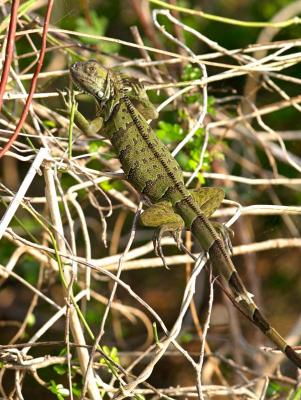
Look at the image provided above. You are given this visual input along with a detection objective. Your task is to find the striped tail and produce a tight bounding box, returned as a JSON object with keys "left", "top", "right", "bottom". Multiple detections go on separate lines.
{"left": 175, "top": 196, "right": 301, "bottom": 369}
{"left": 208, "top": 239, "right": 301, "bottom": 369}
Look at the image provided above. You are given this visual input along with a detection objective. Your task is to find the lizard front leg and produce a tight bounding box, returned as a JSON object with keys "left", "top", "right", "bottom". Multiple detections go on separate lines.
{"left": 60, "top": 90, "right": 104, "bottom": 137}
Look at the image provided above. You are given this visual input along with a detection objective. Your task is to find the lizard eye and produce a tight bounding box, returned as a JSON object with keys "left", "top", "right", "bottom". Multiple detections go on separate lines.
{"left": 86, "top": 65, "right": 96, "bottom": 74}
{"left": 97, "top": 90, "right": 104, "bottom": 98}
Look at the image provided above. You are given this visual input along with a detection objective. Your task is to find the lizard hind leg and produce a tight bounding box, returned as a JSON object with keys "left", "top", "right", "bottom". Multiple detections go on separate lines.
{"left": 191, "top": 187, "right": 225, "bottom": 218}
{"left": 140, "top": 201, "right": 185, "bottom": 268}
{"left": 140, "top": 187, "right": 226, "bottom": 268}
{"left": 191, "top": 187, "right": 234, "bottom": 252}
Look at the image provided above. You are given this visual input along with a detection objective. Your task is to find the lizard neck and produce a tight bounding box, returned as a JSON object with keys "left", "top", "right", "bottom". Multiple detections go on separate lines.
{"left": 97, "top": 71, "right": 125, "bottom": 121}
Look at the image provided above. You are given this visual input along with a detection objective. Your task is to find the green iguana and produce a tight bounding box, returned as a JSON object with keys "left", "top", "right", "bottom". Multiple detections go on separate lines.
{"left": 68, "top": 59, "right": 301, "bottom": 369}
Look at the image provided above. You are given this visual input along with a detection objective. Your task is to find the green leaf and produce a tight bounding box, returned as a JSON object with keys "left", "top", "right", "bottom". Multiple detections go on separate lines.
{"left": 156, "top": 121, "right": 183, "bottom": 144}
{"left": 180, "top": 332, "right": 193, "bottom": 343}
{"left": 178, "top": 108, "right": 188, "bottom": 120}
{"left": 99, "top": 345, "right": 120, "bottom": 376}
{"left": 207, "top": 96, "right": 216, "bottom": 116}
{"left": 72, "top": 383, "right": 81, "bottom": 397}
{"left": 181, "top": 63, "right": 202, "bottom": 81}
{"left": 100, "top": 345, "right": 120, "bottom": 365}
{"left": 27, "top": 313, "right": 36, "bottom": 327}
{"left": 49, "top": 380, "right": 69, "bottom": 399}
{"left": 53, "top": 348, "right": 68, "bottom": 376}
{"left": 194, "top": 128, "right": 205, "bottom": 138}
{"left": 183, "top": 92, "right": 202, "bottom": 105}
{"left": 266, "top": 381, "right": 287, "bottom": 397}
{"left": 99, "top": 180, "right": 113, "bottom": 191}
{"left": 75, "top": 11, "right": 120, "bottom": 53}
{"left": 58, "top": 347, "right": 68, "bottom": 357}
{"left": 53, "top": 363, "right": 67, "bottom": 376}
{"left": 88, "top": 140, "right": 107, "bottom": 153}
{"left": 43, "top": 120, "right": 56, "bottom": 128}
{"left": 197, "top": 173, "right": 206, "bottom": 185}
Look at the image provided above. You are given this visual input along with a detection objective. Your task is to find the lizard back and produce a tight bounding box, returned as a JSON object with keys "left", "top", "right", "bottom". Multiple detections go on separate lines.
{"left": 106, "top": 97, "right": 187, "bottom": 203}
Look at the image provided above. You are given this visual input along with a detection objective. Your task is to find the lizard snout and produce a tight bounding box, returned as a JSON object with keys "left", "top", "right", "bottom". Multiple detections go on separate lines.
{"left": 70, "top": 62, "right": 82, "bottom": 72}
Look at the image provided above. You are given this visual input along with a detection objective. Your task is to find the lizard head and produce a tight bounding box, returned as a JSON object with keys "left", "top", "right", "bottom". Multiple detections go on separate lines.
{"left": 70, "top": 60, "right": 112, "bottom": 101}
{"left": 70, "top": 60, "right": 126, "bottom": 121}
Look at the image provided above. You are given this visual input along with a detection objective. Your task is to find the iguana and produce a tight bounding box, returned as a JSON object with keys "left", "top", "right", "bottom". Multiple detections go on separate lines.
{"left": 68, "top": 59, "right": 301, "bottom": 369}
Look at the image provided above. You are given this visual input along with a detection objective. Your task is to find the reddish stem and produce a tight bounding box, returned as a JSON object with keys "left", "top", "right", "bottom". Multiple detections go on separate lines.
{"left": 0, "top": 0, "right": 54, "bottom": 159}
{"left": 0, "top": 0, "right": 20, "bottom": 112}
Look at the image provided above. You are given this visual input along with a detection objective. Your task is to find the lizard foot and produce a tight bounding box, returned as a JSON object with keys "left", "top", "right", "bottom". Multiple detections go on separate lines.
{"left": 153, "top": 224, "right": 183, "bottom": 269}
{"left": 57, "top": 88, "right": 76, "bottom": 115}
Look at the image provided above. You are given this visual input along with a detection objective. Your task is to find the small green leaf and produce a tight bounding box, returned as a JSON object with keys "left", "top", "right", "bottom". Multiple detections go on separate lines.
{"left": 43, "top": 120, "right": 56, "bottom": 128}
{"left": 184, "top": 92, "right": 202, "bottom": 104}
{"left": 58, "top": 347, "right": 68, "bottom": 357}
{"left": 207, "top": 96, "right": 216, "bottom": 116}
{"left": 194, "top": 128, "right": 205, "bottom": 138}
{"left": 178, "top": 108, "right": 188, "bottom": 120}
{"left": 180, "top": 332, "right": 193, "bottom": 343}
{"left": 266, "top": 381, "right": 287, "bottom": 397}
{"left": 99, "top": 180, "right": 114, "bottom": 191}
{"left": 27, "top": 313, "right": 35, "bottom": 327}
{"left": 88, "top": 140, "right": 106, "bottom": 153}
{"left": 99, "top": 345, "right": 120, "bottom": 376}
{"left": 72, "top": 383, "right": 81, "bottom": 397}
{"left": 53, "top": 363, "right": 67, "bottom": 376}
{"left": 197, "top": 173, "right": 206, "bottom": 185}
{"left": 181, "top": 63, "right": 202, "bottom": 81}
{"left": 156, "top": 121, "right": 183, "bottom": 144}
{"left": 100, "top": 345, "right": 120, "bottom": 365}
{"left": 49, "top": 380, "right": 69, "bottom": 399}
{"left": 75, "top": 11, "right": 120, "bottom": 53}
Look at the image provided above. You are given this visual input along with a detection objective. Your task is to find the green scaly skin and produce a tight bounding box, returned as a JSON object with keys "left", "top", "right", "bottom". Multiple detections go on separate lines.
{"left": 69, "top": 60, "right": 301, "bottom": 369}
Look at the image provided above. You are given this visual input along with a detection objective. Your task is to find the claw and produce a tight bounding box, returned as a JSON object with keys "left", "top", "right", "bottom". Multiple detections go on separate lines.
{"left": 57, "top": 88, "right": 76, "bottom": 112}
{"left": 140, "top": 203, "right": 184, "bottom": 269}
{"left": 173, "top": 229, "right": 183, "bottom": 251}
{"left": 153, "top": 227, "right": 170, "bottom": 269}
